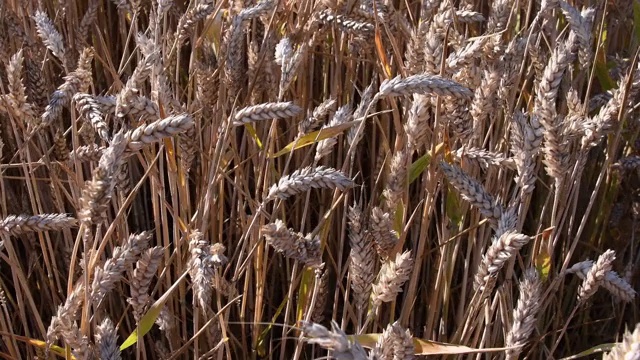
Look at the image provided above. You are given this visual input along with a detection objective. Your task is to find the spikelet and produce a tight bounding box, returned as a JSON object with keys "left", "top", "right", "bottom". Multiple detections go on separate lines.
{"left": 566, "top": 259, "right": 636, "bottom": 302}
{"left": 369, "top": 207, "right": 399, "bottom": 259}
{"left": 177, "top": 4, "right": 214, "bottom": 42}
{"left": 315, "top": 105, "right": 352, "bottom": 161}
{"left": 74, "top": 93, "right": 110, "bottom": 142}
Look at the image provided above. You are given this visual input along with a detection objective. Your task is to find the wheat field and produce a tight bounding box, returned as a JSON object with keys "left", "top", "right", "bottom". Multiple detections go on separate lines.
{"left": 0, "top": 0, "right": 638, "bottom": 358}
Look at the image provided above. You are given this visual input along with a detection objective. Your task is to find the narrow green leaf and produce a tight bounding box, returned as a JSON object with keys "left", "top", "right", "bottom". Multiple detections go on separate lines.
{"left": 634, "top": 1, "right": 640, "bottom": 43}
{"left": 270, "top": 121, "right": 359, "bottom": 158}
{"left": 559, "top": 343, "right": 614, "bottom": 360}
{"left": 120, "top": 270, "right": 189, "bottom": 351}
{"left": 409, "top": 153, "right": 431, "bottom": 184}
{"left": 352, "top": 334, "right": 507, "bottom": 355}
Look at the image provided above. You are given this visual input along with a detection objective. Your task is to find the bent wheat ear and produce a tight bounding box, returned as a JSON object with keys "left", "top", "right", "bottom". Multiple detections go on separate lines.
{"left": 261, "top": 219, "right": 322, "bottom": 268}
{"left": 266, "top": 166, "right": 353, "bottom": 201}
{"left": 33, "top": 10, "right": 66, "bottom": 65}
{"left": 567, "top": 259, "right": 637, "bottom": 302}
{"left": 379, "top": 74, "right": 473, "bottom": 100}
{"left": 578, "top": 249, "right": 615, "bottom": 302}
{"left": 125, "top": 114, "right": 194, "bottom": 151}
{"left": 0, "top": 214, "right": 77, "bottom": 236}
{"left": 233, "top": 102, "right": 302, "bottom": 126}
{"left": 603, "top": 323, "right": 640, "bottom": 360}
{"left": 300, "top": 321, "right": 369, "bottom": 358}
{"left": 505, "top": 268, "right": 542, "bottom": 360}
{"left": 440, "top": 161, "right": 503, "bottom": 223}
{"left": 372, "top": 251, "right": 413, "bottom": 306}
{"left": 474, "top": 231, "right": 531, "bottom": 292}
{"left": 94, "top": 317, "right": 121, "bottom": 360}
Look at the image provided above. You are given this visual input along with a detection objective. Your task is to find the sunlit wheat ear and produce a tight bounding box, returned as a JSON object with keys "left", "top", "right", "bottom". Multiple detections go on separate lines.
{"left": 265, "top": 166, "right": 354, "bottom": 201}
{"left": 369, "top": 207, "right": 399, "bottom": 259}
{"left": 453, "top": 147, "right": 515, "bottom": 170}
{"left": 91, "top": 231, "right": 152, "bottom": 306}
{"left": 312, "top": 269, "right": 330, "bottom": 322}
{"left": 383, "top": 149, "right": 410, "bottom": 210}
{"left": 129, "top": 246, "right": 164, "bottom": 321}
{"left": 348, "top": 204, "right": 376, "bottom": 310}
{"left": 577, "top": 249, "right": 615, "bottom": 303}
{"left": 33, "top": 10, "right": 66, "bottom": 65}
{"left": 372, "top": 251, "right": 413, "bottom": 307}
{"left": 46, "top": 282, "right": 87, "bottom": 358}
{"left": 316, "top": 9, "right": 375, "bottom": 35}
{"left": 298, "top": 98, "right": 336, "bottom": 136}
{"left": 378, "top": 74, "right": 473, "bottom": 100}
{"left": 348, "top": 81, "right": 376, "bottom": 147}
{"left": 566, "top": 259, "right": 636, "bottom": 302}
{"left": 557, "top": 2, "right": 595, "bottom": 68}
{"left": 233, "top": 102, "right": 302, "bottom": 126}
{"left": 315, "top": 104, "right": 353, "bottom": 161}
{"left": 0, "top": 214, "right": 77, "bottom": 236}
{"left": 474, "top": 231, "right": 532, "bottom": 292}
{"left": 404, "top": 94, "right": 430, "bottom": 151}
{"left": 505, "top": 268, "right": 542, "bottom": 360}
{"left": 94, "top": 317, "right": 121, "bottom": 360}
{"left": 440, "top": 161, "right": 503, "bottom": 224}
{"left": 74, "top": 93, "right": 110, "bottom": 142}
{"left": 603, "top": 323, "right": 640, "bottom": 360}
{"left": 124, "top": 113, "right": 194, "bottom": 151}
{"left": 176, "top": 4, "right": 214, "bottom": 43}
{"left": 372, "top": 321, "right": 415, "bottom": 360}
{"left": 69, "top": 144, "right": 105, "bottom": 163}
{"left": 2, "top": 49, "right": 36, "bottom": 122}
{"left": 188, "top": 231, "right": 214, "bottom": 312}
{"left": 78, "top": 133, "right": 127, "bottom": 225}
{"left": 42, "top": 48, "right": 94, "bottom": 126}
{"left": 261, "top": 219, "right": 322, "bottom": 268}
{"left": 300, "top": 321, "right": 369, "bottom": 358}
